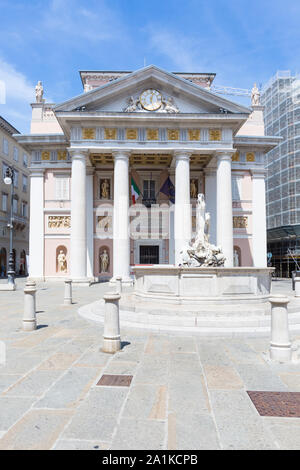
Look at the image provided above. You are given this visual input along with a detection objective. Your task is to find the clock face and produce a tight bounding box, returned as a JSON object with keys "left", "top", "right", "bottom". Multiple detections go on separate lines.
{"left": 140, "top": 89, "right": 162, "bottom": 111}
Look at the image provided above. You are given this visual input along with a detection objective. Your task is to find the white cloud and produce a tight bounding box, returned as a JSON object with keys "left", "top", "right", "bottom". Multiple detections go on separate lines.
{"left": 0, "top": 58, "right": 35, "bottom": 132}
{"left": 0, "top": 57, "right": 34, "bottom": 103}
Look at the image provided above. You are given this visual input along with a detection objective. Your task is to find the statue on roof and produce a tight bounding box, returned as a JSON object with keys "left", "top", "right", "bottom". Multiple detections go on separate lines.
{"left": 251, "top": 83, "right": 260, "bottom": 106}
{"left": 35, "top": 81, "right": 44, "bottom": 103}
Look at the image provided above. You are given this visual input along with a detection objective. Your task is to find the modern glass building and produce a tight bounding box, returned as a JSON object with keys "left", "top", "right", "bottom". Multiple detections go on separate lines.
{"left": 261, "top": 71, "right": 300, "bottom": 277}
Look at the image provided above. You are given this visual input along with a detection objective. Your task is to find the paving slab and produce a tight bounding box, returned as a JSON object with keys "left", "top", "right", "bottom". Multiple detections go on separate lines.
{"left": 111, "top": 418, "right": 165, "bottom": 450}
{"left": 0, "top": 409, "right": 73, "bottom": 450}
{"left": 34, "top": 367, "right": 100, "bottom": 409}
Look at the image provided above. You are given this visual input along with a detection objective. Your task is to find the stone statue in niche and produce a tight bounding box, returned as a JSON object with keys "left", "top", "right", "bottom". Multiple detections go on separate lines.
{"left": 251, "top": 83, "right": 260, "bottom": 106}
{"left": 100, "top": 249, "right": 109, "bottom": 273}
{"left": 100, "top": 179, "right": 110, "bottom": 199}
{"left": 233, "top": 249, "right": 240, "bottom": 267}
{"left": 179, "top": 193, "right": 226, "bottom": 267}
{"left": 57, "top": 250, "right": 67, "bottom": 273}
{"left": 190, "top": 179, "right": 198, "bottom": 199}
{"left": 35, "top": 81, "right": 44, "bottom": 103}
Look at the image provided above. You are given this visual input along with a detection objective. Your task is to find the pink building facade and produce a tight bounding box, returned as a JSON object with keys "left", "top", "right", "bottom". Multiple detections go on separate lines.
{"left": 16, "top": 66, "right": 280, "bottom": 283}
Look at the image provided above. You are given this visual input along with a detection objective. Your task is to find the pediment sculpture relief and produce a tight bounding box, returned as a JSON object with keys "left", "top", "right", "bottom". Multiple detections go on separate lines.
{"left": 123, "top": 90, "right": 179, "bottom": 113}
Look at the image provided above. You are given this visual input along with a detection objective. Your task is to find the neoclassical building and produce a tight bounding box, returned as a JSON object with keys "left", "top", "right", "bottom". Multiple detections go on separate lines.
{"left": 15, "top": 66, "right": 280, "bottom": 284}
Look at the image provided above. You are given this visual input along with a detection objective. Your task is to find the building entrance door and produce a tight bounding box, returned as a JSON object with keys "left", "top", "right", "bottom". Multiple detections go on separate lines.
{"left": 139, "top": 245, "right": 159, "bottom": 264}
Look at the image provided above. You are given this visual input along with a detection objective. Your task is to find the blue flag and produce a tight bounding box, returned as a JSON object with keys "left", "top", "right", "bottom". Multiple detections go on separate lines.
{"left": 160, "top": 176, "right": 175, "bottom": 204}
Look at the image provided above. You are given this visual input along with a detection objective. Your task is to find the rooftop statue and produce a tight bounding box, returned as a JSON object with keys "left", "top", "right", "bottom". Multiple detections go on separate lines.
{"left": 35, "top": 81, "right": 44, "bottom": 103}
{"left": 179, "top": 193, "right": 226, "bottom": 267}
{"left": 251, "top": 83, "right": 260, "bottom": 106}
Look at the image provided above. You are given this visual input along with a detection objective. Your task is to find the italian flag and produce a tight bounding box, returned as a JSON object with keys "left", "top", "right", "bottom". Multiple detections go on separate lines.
{"left": 131, "top": 176, "right": 141, "bottom": 204}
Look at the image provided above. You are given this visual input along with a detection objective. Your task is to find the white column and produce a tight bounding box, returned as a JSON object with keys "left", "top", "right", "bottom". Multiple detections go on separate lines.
{"left": 86, "top": 169, "right": 94, "bottom": 279}
{"left": 174, "top": 152, "right": 191, "bottom": 265}
{"left": 252, "top": 170, "right": 267, "bottom": 267}
{"left": 216, "top": 152, "right": 234, "bottom": 267}
{"left": 204, "top": 168, "right": 217, "bottom": 245}
{"left": 29, "top": 169, "right": 44, "bottom": 280}
{"left": 112, "top": 151, "right": 131, "bottom": 284}
{"left": 70, "top": 150, "right": 88, "bottom": 283}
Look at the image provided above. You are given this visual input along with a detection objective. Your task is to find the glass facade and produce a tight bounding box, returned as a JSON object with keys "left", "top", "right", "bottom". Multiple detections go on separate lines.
{"left": 261, "top": 71, "right": 300, "bottom": 277}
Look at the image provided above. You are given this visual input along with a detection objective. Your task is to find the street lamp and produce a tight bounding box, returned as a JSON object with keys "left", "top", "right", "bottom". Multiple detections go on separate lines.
{"left": 4, "top": 166, "right": 15, "bottom": 287}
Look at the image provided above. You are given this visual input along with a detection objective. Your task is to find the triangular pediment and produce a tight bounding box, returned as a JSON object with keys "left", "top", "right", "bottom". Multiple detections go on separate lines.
{"left": 54, "top": 65, "right": 250, "bottom": 116}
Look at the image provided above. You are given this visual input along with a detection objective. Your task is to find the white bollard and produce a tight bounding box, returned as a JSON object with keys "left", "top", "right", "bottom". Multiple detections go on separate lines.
{"left": 269, "top": 295, "right": 291, "bottom": 362}
{"left": 115, "top": 276, "right": 122, "bottom": 294}
{"left": 23, "top": 285, "right": 37, "bottom": 331}
{"left": 295, "top": 278, "right": 300, "bottom": 298}
{"left": 102, "top": 292, "right": 121, "bottom": 353}
{"left": 26, "top": 280, "right": 36, "bottom": 312}
{"left": 64, "top": 279, "right": 72, "bottom": 305}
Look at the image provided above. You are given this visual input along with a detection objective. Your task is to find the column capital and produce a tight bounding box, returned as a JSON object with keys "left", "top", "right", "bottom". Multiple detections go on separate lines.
{"left": 250, "top": 169, "right": 266, "bottom": 179}
{"left": 112, "top": 151, "right": 131, "bottom": 161}
{"left": 68, "top": 148, "right": 89, "bottom": 159}
{"left": 215, "top": 150, "right": 235, "bottom": 161}
{"left": 29, "top": 168, "right": 45, "bottom": 177}
{"left": 173, "top": 151, "right": 192, "bottom": 161}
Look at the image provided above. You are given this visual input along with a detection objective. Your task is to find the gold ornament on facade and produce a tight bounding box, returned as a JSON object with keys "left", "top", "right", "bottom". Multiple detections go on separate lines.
{"left": 233, "top": 216, "right": 248, "bottom": 229}
{"left": 57, "top": 150, "right": 67, "bottom": 161}
{"left": 126, "top": 129, "right": 138, "bottom": 140}
{"left": 167, "top": 129, "right": 180, "bottom": 140}
{"left": 41, "top": 151, "right": 50, "bottom": 161}
{"left": 232, "top": 151, "right": 240, "bottom": 162}
{"left": 48, "top": 216, "right": 71, "bottom": 229}
{"left": 146, "top": 129, "right": 159, "bottom": 141}
{"left": 209, "top": 129, "right": 222, "bottom": 141}
{"left": 188, "top": 130, "right": 200, "bottom": 141}
{"left": 104, "top": 128, "right": 117, "bottom": 140}
{"left": 82, "top": 128, "right": 96, "bottom": 140}
{"left": 246, "top": 152, "right": 255, "bottom": 162}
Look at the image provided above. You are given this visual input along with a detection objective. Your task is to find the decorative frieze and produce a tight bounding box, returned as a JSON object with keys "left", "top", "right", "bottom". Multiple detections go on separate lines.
{"left": 41, "top": 151, "right": 50, "bottom": 161}
{"left": 233, "top": 216, "right": 248, "bottom": 229}
{"left": 82, "top": 128, "right": 96, "bottom": 140}
{"left": 104, "top": 128, "right": 117, "bottom": 140}
{"left": 232, "top": 151, "right": 240, "bottom": 162}
{"left": 188, "top": 130, "right": 200, "bottom": 141}
{"left": 48, "top": 215, "right": 71, "bottom": 229}
{"left": 146, "top": 129, "right": 159, "bottom": 141}
{"left": 209, "top": 129, "right": 222, "bottom": 141}
{"left": 246, "top": 152, "right": 255, "bottom": 162}
{"left": 167, "top": 129, "right": 180, "bottom": 140}
{"left": 126, "top": 129, "right": 138, "bottom": 140}
{"left": 57, "top": 150, "right": 67, "bottom": 161}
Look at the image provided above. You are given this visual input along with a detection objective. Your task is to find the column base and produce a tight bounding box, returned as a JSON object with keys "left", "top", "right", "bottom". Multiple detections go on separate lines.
{"left": 270, "top": 345, "right": 292, "bottom": 362}
{"left": 102, "top": 337, "right": 121, "bottom": 354}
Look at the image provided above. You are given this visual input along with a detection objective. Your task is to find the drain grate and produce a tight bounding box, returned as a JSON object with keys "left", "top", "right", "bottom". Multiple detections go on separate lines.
{"left": 247, "top": 391, "right": 300, "bottom": 418}
{"left": 96, "top": 374, "right": 133, "bottom": 387}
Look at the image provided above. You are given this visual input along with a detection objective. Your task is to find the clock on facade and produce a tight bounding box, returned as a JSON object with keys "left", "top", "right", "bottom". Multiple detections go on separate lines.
{"left": 140, "top": 89, "right": 162, "bottom": 111}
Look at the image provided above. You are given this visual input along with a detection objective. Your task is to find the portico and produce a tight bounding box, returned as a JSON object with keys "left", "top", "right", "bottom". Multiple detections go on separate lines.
{"left": 14, "top": 65, "right": 281, "bottom": 283}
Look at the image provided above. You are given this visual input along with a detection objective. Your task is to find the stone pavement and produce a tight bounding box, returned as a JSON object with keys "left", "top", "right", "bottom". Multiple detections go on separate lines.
{"left": 0, "top": 278, "right": 300, "bottom": 450}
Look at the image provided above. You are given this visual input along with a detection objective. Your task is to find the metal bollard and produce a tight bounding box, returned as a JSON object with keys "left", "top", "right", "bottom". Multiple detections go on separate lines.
{"left": 295, "top": 278, "right": 300, "bottom": 298}
{"left": 115, "top": 276, "right": 122, "bottom": 294}
{"left": 102, "top": 292, "right": 121, "bottom": 353}
{"left": 64, "top": 279, "right": 72, "bottom": 305}
{"left": 26, "top": 280, "right": 36, "bottom": 312}
{"left": 23, "top": 284, "right": 37, "bottom": 331}
{"left": 269, "top": 295, "right": 291, "bottom": 362}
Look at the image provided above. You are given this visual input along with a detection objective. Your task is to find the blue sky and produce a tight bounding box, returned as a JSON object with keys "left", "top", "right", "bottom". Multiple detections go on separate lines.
{"left": 0, "top": 0, "right": 299, "bottom": 133}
